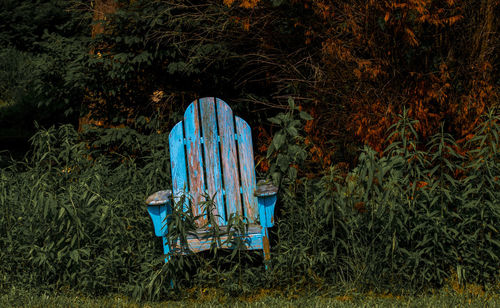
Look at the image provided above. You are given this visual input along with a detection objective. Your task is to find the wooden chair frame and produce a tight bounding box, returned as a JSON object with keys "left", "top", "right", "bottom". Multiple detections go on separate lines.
{"left": 146, "top": 97, "right": 277, "bottom": 263}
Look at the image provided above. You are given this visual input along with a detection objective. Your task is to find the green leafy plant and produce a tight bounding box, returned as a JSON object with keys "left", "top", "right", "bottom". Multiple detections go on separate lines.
{"left": 457, "top": 109, "right": 500, "bottom": 285}
{"left": 266, "top": 97, "right": 311, "bottom": 186}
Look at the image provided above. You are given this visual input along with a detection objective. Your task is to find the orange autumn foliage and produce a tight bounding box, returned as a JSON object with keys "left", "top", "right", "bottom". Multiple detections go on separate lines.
{"left": 142, "top": 0, "right": 498, "bottom": 170}
{"left": 255, "top": 126, "right": 272, "bottom": 172}
{"left": 303, "top": 107, "right": 332, "bottom": 168}
{"left": 224, "top": 0, "right": 261, "bottom": 9}
{"left": 209, "top": 0, "right": 498, "bottom": 175}
{"left": 299, "top": 0, "right": 498, "bottom": 154}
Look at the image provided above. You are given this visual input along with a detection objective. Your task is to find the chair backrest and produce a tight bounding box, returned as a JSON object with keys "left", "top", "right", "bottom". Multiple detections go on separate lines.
{"left": 168, "top": 97, "right": 258, "bottom": 227}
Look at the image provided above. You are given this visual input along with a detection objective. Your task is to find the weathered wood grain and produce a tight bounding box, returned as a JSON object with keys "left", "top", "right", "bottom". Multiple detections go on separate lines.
{"left": 199, "top": 97, "right": 226, "bottom": 225}
{"left": 147, "top": 97, "right": 278, "bottom": 266}
{"left": 257, "top": 194, "right": 277, "bottom": 228}
{"left": 173, "top": 224, "right": 264, "bottom": 252}
{"left": 184, "top": 100, "right": 206, "bottom": 226}
{"left": 169, "top": 122, "right": 189, "bottom": 211}
{"left": 146, "top": 189, "right": 172, "bottom": 206}
{"left": 255, "top": 180, "right": 278, "bottom": 197}
{"left": 216, "top": 98, "right": 243, "bottom": 218}
{"left": 235, "top": 116, "right": 258, "bottom": 223}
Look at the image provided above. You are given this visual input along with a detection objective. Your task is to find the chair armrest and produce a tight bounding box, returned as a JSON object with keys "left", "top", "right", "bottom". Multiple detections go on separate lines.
{"left": 146, "top": 190, "right": 172, "bottom": 237}
{"left": 255, "top": 180, "right": 278, "bottom": 197}
{"left": 255, "top": 180, "right": 278, "bottom": 228}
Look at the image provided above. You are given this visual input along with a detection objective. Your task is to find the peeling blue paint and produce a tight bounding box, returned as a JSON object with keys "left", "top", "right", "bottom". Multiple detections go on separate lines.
{"left": 145, "top": 97, "right": 278, "bottom": 267}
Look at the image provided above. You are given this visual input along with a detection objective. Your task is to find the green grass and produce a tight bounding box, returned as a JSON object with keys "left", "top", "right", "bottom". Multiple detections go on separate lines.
{"left": 1, "top": 287, "right": 499, "bottom": 308}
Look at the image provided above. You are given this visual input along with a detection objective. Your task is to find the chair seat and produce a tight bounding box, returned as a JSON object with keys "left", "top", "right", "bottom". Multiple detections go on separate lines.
{"left": 174, "top": 224, "right": 264, "bottom": 253}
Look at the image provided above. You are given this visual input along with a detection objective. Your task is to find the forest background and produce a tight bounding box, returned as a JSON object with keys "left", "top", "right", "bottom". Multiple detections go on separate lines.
{"left": 0, "top": 0, "right": 499, "bottom": 301}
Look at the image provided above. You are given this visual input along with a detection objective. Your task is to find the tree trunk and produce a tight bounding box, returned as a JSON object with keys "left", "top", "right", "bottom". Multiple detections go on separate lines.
{"left": 78, "top": 0, "right": 119, "bottom": 131}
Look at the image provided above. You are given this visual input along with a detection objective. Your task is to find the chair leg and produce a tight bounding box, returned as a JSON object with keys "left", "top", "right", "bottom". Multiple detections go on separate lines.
{"left": 163, "top": 237, "right": 174, "bottom": 288}
{"left": 261, "top": 227, "right": 271, "bottom": 269}
{"left": 162, "top": 237, "right": 171, "bottom": 263}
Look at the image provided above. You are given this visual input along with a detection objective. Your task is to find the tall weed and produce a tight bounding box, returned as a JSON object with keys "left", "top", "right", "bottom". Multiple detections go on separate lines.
{"left": 0, "top": 108, "right": 499, "bottom": 299}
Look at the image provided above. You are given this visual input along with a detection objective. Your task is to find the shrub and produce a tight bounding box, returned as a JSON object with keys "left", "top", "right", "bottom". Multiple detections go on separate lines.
{"left": 1, "top": 108, "right": 498, "bottom": 299}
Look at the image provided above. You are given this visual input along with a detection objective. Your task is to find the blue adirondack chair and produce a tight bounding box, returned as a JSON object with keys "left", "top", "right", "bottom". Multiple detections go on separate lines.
{"left": 145, "top": 97, "right": 278, "bottom": 263}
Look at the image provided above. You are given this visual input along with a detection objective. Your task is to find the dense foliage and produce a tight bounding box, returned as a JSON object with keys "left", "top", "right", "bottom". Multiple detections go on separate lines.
{"left": 0, "top": 0, "right": 499, "bottom": 301}
{"left": 1, "top": 0, "right": 498, "bottom": 163}
{"left": 0, "top": 0, "right": 89, "bottom": 157}
{"left": 1, "top": 109, "right": 499, "bottom": 299}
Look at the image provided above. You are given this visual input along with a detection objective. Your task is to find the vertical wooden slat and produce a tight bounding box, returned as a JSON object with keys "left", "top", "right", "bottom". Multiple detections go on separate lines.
{"left": 169, "top": 122, "right": 189, "bottom": 211}
{"left": 216, "top": 98, "right": 242, "bottom": 218}
{"left": 198, "top": 97, "right": 226, "bottom": 225}
{"left": 184, "top": 101, "right": 206, "bottom": 226}
{"left": 235, "top": 116, "right": 258, "bottom": 222}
